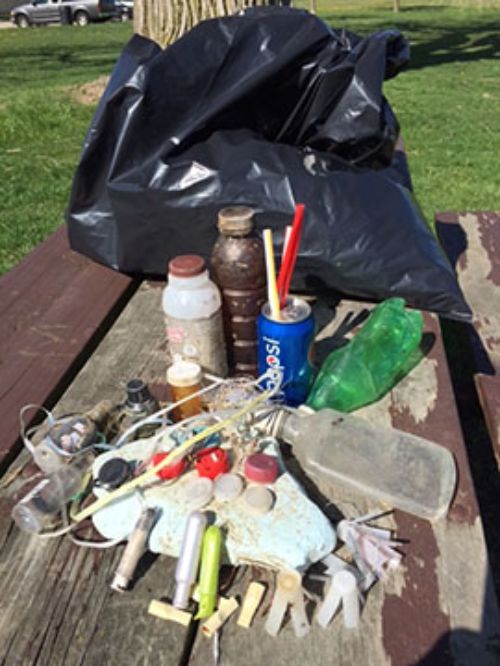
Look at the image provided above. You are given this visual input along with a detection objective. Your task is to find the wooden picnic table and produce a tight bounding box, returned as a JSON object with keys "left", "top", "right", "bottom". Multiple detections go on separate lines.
{"left": 1, "top": 223, "right": 500, "bottom": 665}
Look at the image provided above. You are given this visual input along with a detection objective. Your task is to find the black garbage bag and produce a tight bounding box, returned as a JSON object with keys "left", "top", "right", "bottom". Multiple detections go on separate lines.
{"left": 67, "top": 7, "right": 470, "bottom": 320}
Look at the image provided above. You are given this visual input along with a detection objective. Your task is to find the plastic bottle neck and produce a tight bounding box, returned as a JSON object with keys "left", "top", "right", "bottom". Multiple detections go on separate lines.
{"left": 168, "top": 270, "right": 210, "bottom": 290}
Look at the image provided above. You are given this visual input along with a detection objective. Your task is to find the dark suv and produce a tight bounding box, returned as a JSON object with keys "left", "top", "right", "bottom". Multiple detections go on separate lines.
{"left": 10, "top": 0, "right": 116, "bottom": 27}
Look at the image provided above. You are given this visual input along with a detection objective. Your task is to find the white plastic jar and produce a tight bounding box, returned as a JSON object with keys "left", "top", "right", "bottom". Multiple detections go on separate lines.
{"left": 163, "top": 255, "right": 228, "bottom": 377}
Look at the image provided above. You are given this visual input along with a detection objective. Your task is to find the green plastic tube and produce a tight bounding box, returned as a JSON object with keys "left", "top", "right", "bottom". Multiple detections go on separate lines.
{"left": 195, "top": 525, "right": 222, "bottom": 619}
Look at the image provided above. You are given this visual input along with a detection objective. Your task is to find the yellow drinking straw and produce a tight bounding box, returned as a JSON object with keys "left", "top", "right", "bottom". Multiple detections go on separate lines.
{"left": 263, "top": 228, "right": 281, "bottom": 321}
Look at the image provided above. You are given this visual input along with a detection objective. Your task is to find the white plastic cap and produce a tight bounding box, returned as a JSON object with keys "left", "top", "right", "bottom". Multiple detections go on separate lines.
{"left": 243, "top": 486, "right": 274, "bottom": 514}
{"left": 214, "top": 474, "right": 244, "bottom": 502}
{"left": 183, "top": 477, "right": 214, "bottom": 509}
{"left": 167, "top": 360, "right": 203, "bottom": 387}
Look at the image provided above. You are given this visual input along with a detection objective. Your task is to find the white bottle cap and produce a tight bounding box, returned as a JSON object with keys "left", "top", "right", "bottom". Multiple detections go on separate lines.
{"left": 243, "top": 486, "right": 274, "bottom": 514}
{"left": 167, "top": 360, "right": 203, "bottom": 387}
{"left": 214, "top": 473, "right": 244, "bottom": 502}
{"left": 183, "top": 477, "right": 214, "bottom": 509}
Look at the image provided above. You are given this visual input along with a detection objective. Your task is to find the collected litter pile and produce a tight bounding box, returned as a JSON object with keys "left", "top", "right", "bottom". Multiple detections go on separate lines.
{"left": 10, "top": 5, "right": 468, "bottom": 653}
{"left": 11, "top": 203, "right": 458, "bottom": 645}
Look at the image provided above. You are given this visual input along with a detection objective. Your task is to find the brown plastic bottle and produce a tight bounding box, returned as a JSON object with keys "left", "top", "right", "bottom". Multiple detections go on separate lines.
{"left": 210, "top": 207, "right": 266, "bottom": 376}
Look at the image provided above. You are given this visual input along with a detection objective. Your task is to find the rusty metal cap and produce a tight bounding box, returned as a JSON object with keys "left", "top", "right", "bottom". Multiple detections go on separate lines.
{"left": 217, "top": 206, "right": 255, "bottom": 236}
{"left": 168, "top": 254, "right": 205, "bottom": 277}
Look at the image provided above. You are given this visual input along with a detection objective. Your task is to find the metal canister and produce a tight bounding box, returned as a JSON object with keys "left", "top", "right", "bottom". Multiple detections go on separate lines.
{"left": 257, "top": 297, "right": 315, "bottom": 406}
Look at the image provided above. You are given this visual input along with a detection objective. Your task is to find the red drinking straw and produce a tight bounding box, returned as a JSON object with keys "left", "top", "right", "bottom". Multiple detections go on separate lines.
{"left": 277, "top": 204, "right": 305, "bottom": 308}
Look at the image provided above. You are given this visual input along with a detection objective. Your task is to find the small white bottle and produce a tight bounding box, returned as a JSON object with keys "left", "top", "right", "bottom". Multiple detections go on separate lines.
{"left": 163, "top": 255, "right": 228, "bottom": 377}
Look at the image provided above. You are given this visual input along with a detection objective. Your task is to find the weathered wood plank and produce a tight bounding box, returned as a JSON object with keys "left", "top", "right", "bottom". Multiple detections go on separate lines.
{"left": 2, "top": 286, "right": 499, "bottom": 665}
{"left": 436, "top": 211, "right": 500, "bottom": 373}
{"left": 475, "top": 374, "right": 500, "bottom": 467}
{"left": 0, "top": 226, "right": 138, "bottom": 472}
{"left": 189, "top": 302, "right": 500, "bottom": 666}
{"left": 436, "top": 211, "right": 500, "bottom": 462}
{"left": 0, "top": 283, "right": 189, "bottom": 666}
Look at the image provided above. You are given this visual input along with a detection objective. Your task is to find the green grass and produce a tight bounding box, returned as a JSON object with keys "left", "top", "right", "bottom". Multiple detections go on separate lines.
{"left": 1, "top": 5, "right": 500, "bottom": 274}
{"left": 0, "top": 22, "right": 133, "bottom": 273}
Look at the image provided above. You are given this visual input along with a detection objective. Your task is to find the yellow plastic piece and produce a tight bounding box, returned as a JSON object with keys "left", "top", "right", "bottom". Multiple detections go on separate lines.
{"left": 148, "top": 600, "right": 192, "bottom": 626}
{"left": 201, "top": 596, "right": 239, "bottom": 638}
{"left": 237, "top": 582, "right": 266, "bottom": 629}
{"left": 71, "top": 390, "right": 271, "bottom": 524}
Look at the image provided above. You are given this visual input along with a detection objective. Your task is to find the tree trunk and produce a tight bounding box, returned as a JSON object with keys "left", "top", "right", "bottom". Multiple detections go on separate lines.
{"left": 393, "top": 0, "right": 401, "bottom": 11}
{"left": 134, "top": 0, "right": 264, "bottom": 48}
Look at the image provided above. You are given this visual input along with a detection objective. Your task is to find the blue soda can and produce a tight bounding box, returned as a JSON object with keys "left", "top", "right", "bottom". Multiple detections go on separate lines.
{"left": 257, "top": 297, "right": 315, "bottom": 406}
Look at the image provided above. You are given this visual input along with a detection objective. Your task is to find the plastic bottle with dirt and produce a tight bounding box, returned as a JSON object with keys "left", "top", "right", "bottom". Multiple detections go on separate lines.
{"left": 211, "top": 207, "right": 266, "bottom": 376}
{"left": 163, "top": 255, "right": 228, "bottom": 377}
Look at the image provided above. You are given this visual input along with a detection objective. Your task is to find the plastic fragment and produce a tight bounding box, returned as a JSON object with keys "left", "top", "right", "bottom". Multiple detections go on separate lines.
{"left": 201, "top": 596, "right": 239, "bottom": 638}
{"left": 316, "top": 570, "right": 360, "bottom": 630}
{"left": 237, "top": 581, "right": 266, "bottom": 628}
{"left": 337, "top": 518, "right": 402, "bottom": 581}
{"left": 148, "top": 600, "right": 192, "bottom": 626}
{"left": 265, "top": 570, "right": 309, "bottom": 638}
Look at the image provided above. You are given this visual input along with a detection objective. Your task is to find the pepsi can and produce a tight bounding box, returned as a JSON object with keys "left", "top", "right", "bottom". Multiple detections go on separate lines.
{"left": 257, "top": 297, "right": 315, "bottom": 406}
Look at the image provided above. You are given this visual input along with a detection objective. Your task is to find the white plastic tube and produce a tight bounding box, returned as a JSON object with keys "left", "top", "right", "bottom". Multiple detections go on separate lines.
{"left": 173, "top": 511, "right": 207, "bottom": 609}
{"left": 316, "top": 570, "right": 359, "bottom": 630}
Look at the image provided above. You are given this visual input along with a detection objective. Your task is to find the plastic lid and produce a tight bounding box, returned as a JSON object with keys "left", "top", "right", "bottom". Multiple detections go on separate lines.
{"left": 218, "top": 206, "right": 255, "bottom": 236}
{"left": 244, "top": 454, "right": 279, "bottom": 484}
{"left": 183, "top": 477, "right": 214, "bottom": 509}
{"left": 169, "top": 255, "right": 205, "bottom": 278}
{"left": 167, "top": 360, "right": 203, "bottom": 388}
{"left": 214, "top": 473, "right": 244, "bottom": 502}
{"left": 243, "top": 485, "right": 274, "bottom": 514}
{"left": 152, "top": 452, "right": 186, "bottom": 480}
{"left": 97, "top": 458, "right": 132, "bottom": 490}
{"left": 126, "top": 378, "right": 153, "bottom": 406}
{"left": 195, "top": 447, "right": 230, "bottom": 480}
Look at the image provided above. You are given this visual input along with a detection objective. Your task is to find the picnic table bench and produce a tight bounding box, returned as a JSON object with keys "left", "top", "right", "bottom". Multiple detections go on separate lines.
{"left": 0, "top": 214, "right": 499, "bottom": 665}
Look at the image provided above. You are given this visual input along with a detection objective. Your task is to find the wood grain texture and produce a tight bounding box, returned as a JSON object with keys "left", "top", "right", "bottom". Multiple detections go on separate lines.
{"left": 0, "top": 226, "right": 138, "bottom": 472}
{"left": 2, "top": 285, "right": 499, "bottom": 666}
{"left": 0, "top": 283, "right": 191, "bottom": 666}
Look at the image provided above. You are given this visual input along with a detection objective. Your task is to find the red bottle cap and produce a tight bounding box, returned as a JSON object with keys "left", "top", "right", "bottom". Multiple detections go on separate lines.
{"left": 168, "top": 255, "right": 205, "bottom": 278}
{"left": 244, "top": 454, "right": 279, "bottom": 484}
{"left": 152, "top": 452, "right": 186, "bottom": 480}
{"left": 195, "top": 447, "right": 230, "bottom": 480}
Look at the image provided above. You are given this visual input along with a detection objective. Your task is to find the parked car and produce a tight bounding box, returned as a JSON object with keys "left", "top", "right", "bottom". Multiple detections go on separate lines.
{"left": 10, "top": 0, "right": 116, "bottom": 27}
{"left": 115, "top": 0, "right": 132, "bottom": 21}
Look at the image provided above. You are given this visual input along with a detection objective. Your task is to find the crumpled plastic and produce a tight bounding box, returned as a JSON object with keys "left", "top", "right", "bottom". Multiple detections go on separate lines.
{"left": 67, "top": 7, "right": 470, "bottom": 320}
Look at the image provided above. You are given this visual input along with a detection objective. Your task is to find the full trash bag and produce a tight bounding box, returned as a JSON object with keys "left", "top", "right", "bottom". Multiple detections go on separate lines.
{"left": 67, "top": 7, "right": 470, "bottom": 320}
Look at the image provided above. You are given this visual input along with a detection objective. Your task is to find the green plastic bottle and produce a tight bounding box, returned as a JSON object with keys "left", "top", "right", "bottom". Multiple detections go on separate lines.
{"left": 306, "top": 298, "right": 423, "bottom": 413}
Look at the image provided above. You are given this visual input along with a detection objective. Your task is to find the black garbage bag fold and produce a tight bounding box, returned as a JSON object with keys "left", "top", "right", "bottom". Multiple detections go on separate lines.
{"left": 67, "top": 7, "right": 470, "bottom": 321}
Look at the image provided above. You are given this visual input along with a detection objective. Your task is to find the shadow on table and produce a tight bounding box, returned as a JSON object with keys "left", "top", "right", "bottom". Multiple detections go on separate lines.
{"left": 416, "top": 568, "right": 500, "bottom": 665}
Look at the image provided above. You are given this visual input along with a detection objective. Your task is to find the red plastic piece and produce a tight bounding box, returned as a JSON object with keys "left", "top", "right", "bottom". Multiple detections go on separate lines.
{"left": 152, "top": 452, "right": 186, "bottom": 480}
{"left": 244, "top": 454, "right": 279, "bottom": 484}
{"left": 195, "top": 447, "right": 230, "bottom": 480}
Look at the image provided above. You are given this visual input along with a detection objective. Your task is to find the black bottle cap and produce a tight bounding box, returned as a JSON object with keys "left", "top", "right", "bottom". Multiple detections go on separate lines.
{"left": 97, "top": 458, "right": 132, "bottom": 490}
{"left": 126, "top": 379, "right": 153, "bottom": 407}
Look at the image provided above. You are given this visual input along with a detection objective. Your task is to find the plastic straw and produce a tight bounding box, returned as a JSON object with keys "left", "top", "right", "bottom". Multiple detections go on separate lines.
{"left": 277, "top": 204, "right": 305, "bottom": 308}
{"left": 263, "top": 228, "right": 281, "bottom": 321}
{"left": 282, "top": 225, "right": 292, "bottom": 258}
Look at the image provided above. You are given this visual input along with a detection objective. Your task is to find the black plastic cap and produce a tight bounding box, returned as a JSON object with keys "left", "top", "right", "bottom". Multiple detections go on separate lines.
{"left": 126, "top": 378, "right": 152, "bottom": 406}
